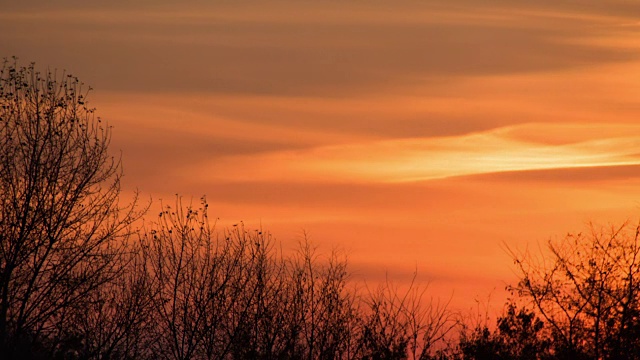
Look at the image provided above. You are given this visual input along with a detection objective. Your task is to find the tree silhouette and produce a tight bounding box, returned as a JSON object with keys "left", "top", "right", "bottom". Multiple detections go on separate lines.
{"left": 136, "top": 197, "right": 456, "bottom": 360}
{"left": 139, "top": 199, "right": 361, "bottom": 360}
{"left": 456, "top": 303, "right": 551, "bottom": 360}
{"left": 425, "top": 222, "right": 640, "bottom": 360}
{"left": 508, "top": 222, "right": 640, "bottom": 359}
{"left": 357, "top": 277, "right": 455, "bottom": 360}
{"left": 0, "top": 59, "right": 141, "bottom": 358}
{"left": 0, "top": 58, "right": 458, "bottom": 359}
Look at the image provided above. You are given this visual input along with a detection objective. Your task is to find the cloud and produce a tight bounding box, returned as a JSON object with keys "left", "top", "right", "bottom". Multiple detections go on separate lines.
{"left": 466, "top": 164, "right": 640, "bottom": 183}
{"left": 1, "top": 1, "right": 637, "bottom": 96}
{"left": 191, "top": 123, "right": 640, "bottom": 184}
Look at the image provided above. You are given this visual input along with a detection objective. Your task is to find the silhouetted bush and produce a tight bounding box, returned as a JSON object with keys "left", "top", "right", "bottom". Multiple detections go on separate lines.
{"left": 455, "top": 303, "right": 551, "bottom": 360}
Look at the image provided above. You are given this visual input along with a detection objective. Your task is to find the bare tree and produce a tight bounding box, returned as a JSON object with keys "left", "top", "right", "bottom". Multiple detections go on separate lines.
{"left": 139, "top": 198, "right": 454, "bottom": 360}
{"left": 0, "top": 58, "right": 140, "bottom": 357}
{"left": 141, "top": 197, "right": 278, "bottom": 360}
{"left": 509, "top": 221, "right": 640, "bottom": 359}
{"left": 285, "top": 239, "right": 358, "bottom": 360}
{"left": 0, "top": 57, "right": 456, "bottom": 360}
{"left": 140, "top": 198, "right": 356, "bottom": 360}
{"left": 357, "top": 275, "right": 456, "bottom": 360}
{"left": 141, "top": 198, "right": 218, "bottom": 360}
{"left": 66, "top": 243, "right": 155, "bottom": 360}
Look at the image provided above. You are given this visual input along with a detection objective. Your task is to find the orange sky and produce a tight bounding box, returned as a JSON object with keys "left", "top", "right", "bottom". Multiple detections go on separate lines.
{"left": 3, "top": 0, "right": 640, "bottom": 311}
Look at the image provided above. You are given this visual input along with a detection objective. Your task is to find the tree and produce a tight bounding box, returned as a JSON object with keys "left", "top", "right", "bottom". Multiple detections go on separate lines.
{"left": 456, "top": 303, "right": 551, "bottom": 360}
{"left": 141, "top": 197, "right": 244, "bottom": 360}
{"left": 509, "top": 221, "right": 640, "bottom": 359}
{"left": 139, "top": 198, "right": 361, "bottom": 360}
{"left": 138, "top": 197, "right": 454, "bottom": 360}
{"left": 357, "top": 277, "right": 456, "bottom": 360}
{"left": 0, "top": 58, "right": 140, "bottom": 357}
{"left": 0, "top": 58, "right": 455, "bottom": 359}
{"left": 65, "top": 242, "right": 155, "bottom": 359}
{"left": 285, "top": 239, "right": 358, "bottom": 360}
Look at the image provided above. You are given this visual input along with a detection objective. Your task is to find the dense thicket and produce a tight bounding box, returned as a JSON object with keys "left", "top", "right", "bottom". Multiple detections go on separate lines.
{"left": 4, "top": 59, "right": 640, "bottom": 360}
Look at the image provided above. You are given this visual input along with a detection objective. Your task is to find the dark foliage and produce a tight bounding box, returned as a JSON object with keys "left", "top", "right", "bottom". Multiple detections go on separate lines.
{"left": 457, "top": 304, "right": 551, "bottom": 360}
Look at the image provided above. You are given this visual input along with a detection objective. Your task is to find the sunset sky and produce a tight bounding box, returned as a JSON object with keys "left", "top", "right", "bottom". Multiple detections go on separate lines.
{"left": 3, "top": 0, "right": 640, "bottom": 310}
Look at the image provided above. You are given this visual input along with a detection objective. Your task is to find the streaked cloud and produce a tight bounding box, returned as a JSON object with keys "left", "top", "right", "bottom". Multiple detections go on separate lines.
{"left": 193, "top": 123, "right": 640, "bottom": 183}
{"left": 1, "top": 1, "right": 637, "bottom": 96}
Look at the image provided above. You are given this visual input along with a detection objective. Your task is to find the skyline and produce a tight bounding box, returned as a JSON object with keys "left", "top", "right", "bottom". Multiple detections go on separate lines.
{"left": 4, "top": 0, "right": 640, "bottom": 310}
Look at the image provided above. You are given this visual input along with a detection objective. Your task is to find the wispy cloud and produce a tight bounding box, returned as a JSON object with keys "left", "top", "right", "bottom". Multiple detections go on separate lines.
{"left": 1, "top": 1, "right": 636, "bottom": 96}
{"left": 198, "top": 123, "right": 640, "bottom": 183}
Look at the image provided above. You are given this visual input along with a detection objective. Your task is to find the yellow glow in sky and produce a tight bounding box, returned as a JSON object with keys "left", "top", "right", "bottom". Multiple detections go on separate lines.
{"left": 196, "top": 123, "right": 640, "bottom": 183}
